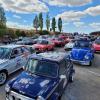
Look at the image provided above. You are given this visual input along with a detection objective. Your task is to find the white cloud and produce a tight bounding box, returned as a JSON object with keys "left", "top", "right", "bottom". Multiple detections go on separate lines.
{"left": 89, "top": 22, "right": 100, "bottom": 30}
{"left": 56, "top": 11, "right": 86, "bottom": 22}
{"left": 43, "top": 0, "right": 92, "bottom": 7}
{"left": 7, "top": 21, "right": 33, "bottom": 30}
{"left": 85, "top": 5, "right": 100, "bottom": 16}
{"left": 23, "top": 20, "right": 27, "bottom": 23}
{"left": 13, "top": 14, "right": 21, "bottom": 19}
{"left": 73, "top": 22, "right": 85, "bottom": 27}
{"left": 0, "top": 0, "right": 49, "bottom": 14}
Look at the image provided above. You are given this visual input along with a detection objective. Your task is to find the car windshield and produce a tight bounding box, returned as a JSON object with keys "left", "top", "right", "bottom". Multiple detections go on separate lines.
{"left": 26, "top": 59, "right": 58, "bottom": 78}
{"left": 74, "top": 41, "right": 90, "bottom": 48}
{"left": 0, "top": 47, "right": 11, "bottom": 59}
{"left": 38, "top": 40, "right": 48, "bottom": 44}
{"left": 95, "top": 39, "right": 100, "bottom": 44}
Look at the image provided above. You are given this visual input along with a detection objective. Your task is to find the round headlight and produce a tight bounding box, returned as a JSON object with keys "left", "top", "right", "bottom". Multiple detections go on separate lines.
{"left": 37, "top": 96, "right": 45, "bottom": 100}
{"left": 5, "top": 84, "right": 10, "bottom": 93}
{"left": 84, "top": 55, "right": 89, "bottom": 59}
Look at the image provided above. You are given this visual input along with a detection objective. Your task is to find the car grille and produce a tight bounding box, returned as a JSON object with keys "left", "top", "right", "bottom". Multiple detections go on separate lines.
{"left": 6, "top": 91, "right": 34, "bottom": 100}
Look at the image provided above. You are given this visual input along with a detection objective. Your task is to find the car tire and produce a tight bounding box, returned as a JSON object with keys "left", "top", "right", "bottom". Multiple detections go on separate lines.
{"left": 0, "top": 71, "right": 8, "bottom": 86}
{"left": 88, "top": 61, "right": 92, "bottom": 66}
{"left": 69, "top": 74, "right": 74, "bottom": 83}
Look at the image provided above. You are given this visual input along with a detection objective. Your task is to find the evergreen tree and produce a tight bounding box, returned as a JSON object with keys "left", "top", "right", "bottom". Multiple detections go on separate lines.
{"left": 58, "top": 17, "right": 62, "bottom": 33}
{"left": 46, "top": 13, "right": 50, "bottom": 31}
{"left": 0, "top": 6, "right": 6, "bottom": 28}
{"left": 39, "top": 13, "right": 43, "bottom": 31}
{"left": 52, "top": 17, "right": 56, "bottom": 32}
{"left": 33, "top": 15, "right": 39, "bottom": 32}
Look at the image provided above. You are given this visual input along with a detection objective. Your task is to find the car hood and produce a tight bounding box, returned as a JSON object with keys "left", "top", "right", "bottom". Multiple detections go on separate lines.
{"left": 93, "top": 43, "right": 100, "bottom": 48}
{"left": 33, "top": 44, "right": 46, "bottom": 48}
{"left": 71, "top": 48, "right": 90, "bottom": 60}
{"left": 65, "top": 43, "right": 74, "bottom": 48}
{"left": 11, "top": 72, "right": 57, "bottom": 98}
{"left": 0, "top": 59, "right": 8, "bottom": 67}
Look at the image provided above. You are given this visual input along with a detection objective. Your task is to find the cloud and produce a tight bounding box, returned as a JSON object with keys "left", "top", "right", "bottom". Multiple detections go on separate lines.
{"left": 0, "top": 0, "right": 49, "bottom": 14}
{"left": 7, "top": 21, "right": 33, "bottom": 30}
{"left": 13, "top": 14, "right": 21, "bottom": 19}
{"left": 43, "top": 0, "right": 92, "bottom": 7}
{"left": 73, "top": 22, "right": 85, "bottom": 27}
{"left": 89, "top": 22, "right": 100, "bottom": 30}
{"left": 56, "top": 11, "right": 86, "bottom": 22}
{"left": 85, "top": 5, "right": 100, "bottom": 16}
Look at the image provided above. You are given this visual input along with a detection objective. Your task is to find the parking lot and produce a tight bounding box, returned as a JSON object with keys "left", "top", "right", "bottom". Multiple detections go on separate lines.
{"left": 0, "top": 47, "right": 100, "bottom": 100}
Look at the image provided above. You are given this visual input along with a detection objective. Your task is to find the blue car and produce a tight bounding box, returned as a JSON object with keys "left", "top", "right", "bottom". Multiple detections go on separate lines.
{"left": 70, "top": 39, "right": 94, "bottom": 66}
{"left": 5, "top": 52, "right": 75, "bottom": 100}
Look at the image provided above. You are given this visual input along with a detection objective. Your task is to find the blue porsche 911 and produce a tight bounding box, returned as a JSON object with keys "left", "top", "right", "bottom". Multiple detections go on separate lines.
{"left": 70, "top": 39, "right": 94, "bottom": 66}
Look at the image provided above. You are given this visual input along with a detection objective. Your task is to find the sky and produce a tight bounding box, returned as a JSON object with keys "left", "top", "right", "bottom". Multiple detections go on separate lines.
{"left": 0, "top": 0, "right": 100, "bottom": 34}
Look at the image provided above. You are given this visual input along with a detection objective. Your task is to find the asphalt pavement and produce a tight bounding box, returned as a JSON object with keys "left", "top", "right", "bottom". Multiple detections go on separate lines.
{"left": 0, "top": 48, "right": 100, "bottom": 100}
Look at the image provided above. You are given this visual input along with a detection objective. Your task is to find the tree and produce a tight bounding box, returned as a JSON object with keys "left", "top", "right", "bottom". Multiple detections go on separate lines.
{"left": 46, "top": 13, "right": 50, "bottom": 31}
{"left": 33, "top": 15, "right": 39, "bottom": 32}
{"left": 39, "top": 13, "right": 43, "bottom": 31}
{"left": 58, "top": 17, "right": 62, "bottom": 33}
{"left": 52, "top": 17, "right": 56, "bottom": 32}
{"left": 0, "top": 6, "right": 6, "bottom": 28}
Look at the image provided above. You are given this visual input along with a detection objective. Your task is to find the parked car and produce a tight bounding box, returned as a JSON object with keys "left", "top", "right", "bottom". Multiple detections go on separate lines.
{"left": 5, "top": 52, "right": 75, "bottom": 100}
{"left": 64, "top": 40, "right": 75, "bottom": 51}
{"left": 0, "top": 44, "right": 31, "bottom": 85}
{"left": 52, "top": 38, "right": 65, "bottom": 47}
{"left": 33, "top": 40, "right": 55, "bottom": 53}
{"left": 93, "top": 38, "right": 100, "bottom": 52}
{"left": 16, "top": 37, "right": 35, "bottom": 45}
{"left": 70, "top": 39, "right": 94, "bottom": 66}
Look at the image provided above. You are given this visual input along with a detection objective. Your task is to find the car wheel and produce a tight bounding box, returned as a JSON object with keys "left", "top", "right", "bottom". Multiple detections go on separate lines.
{"left": 88, "top": 61, "right": 92, "bottom": 66}
{"left": 0, "top": 71, "right": 7, "bottom": 86}
{"left": 69, "top": 74, "right": 74, "bottom": 83}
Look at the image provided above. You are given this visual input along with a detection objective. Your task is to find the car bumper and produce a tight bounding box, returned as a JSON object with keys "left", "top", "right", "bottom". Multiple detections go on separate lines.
{"left": 71, "top": 59, "right": 90, "bottom": 65}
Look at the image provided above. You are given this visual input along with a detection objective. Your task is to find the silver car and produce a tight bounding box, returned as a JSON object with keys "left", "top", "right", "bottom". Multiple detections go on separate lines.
{"left": 0, "top": 44, "right": 31, "bottom": 85}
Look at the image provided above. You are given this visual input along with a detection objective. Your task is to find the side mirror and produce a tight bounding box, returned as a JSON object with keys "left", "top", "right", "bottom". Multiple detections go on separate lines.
{"left": 22, "top": 66, "right": 25, "bottom": 70}
{"left": 60, "top": 75, "right": 66, "bottom": 79}
{"left": 10, "top": 55, "right": 15, "bottom": 59}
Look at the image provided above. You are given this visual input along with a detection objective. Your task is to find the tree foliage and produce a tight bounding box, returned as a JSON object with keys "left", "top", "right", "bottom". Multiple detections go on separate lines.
{"left": 58, "top": 17, "right": 62, "bottom": 33}
{"left": 52, "top": 17, "right": 56, "bottom": 32}
{"left": 0, "top": 6, "right": 6, "bottom": 28}
{"left": 39, "top": 13, "right": 43, "bottom": 31}
{"left": 33, "top": 15, "right": 39, "bottom": 31}
{"left": 46, "top": 13, "right": 50, "bottom": 31}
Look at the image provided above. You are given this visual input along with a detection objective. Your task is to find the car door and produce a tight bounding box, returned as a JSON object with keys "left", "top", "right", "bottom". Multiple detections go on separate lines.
{"left": 9, "top": 48, "right": 22, "bottom": 73}
{"left": 58, "top": 60, "right": 68, "bottom": 94}
{"left": 20, "top": 46, "right": 31, "bottom": 66}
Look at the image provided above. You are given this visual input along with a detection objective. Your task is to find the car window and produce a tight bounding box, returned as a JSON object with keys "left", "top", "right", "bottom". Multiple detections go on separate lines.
{"left": 26, "top": 59, "right": 58, "bottom": 78}
{"left": 11, "top": 48, "right": 22, "bottom": 58}
{"left": 59, "top": 60, "right": 67, "bottom": 75}
{"left": 21, "top": 47, "right": 29, "bottom": 53}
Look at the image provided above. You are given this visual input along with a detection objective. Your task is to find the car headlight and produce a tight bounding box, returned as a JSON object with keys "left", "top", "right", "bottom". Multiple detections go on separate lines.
{"left": 84, "top": 55, "right": 89, "bottom": 59}
{"left": 37, "top": 96, "right": 45, "bottom": 100}
{"left": 5, "top": 84, "right": 10, "bottom": 93}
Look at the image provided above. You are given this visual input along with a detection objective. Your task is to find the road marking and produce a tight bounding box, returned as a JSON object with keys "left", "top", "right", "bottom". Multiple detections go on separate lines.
{"left": 88, "top": 70, "right": 100, "bottom": 77}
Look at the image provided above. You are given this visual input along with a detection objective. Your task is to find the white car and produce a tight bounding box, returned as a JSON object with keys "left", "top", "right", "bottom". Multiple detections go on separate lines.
{"left": 0, "top": 45, "right": 31, "bottom": 85}
{"left": 64, "top": 41, "right": 75, "bottom": 50}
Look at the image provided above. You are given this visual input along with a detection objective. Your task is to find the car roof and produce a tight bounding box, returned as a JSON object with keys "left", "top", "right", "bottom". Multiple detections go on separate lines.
{"left": 30, "top": 52, "right": 68, "bottom": 63}
{"left": 0, "top": 44, "right": 23, "bottom": 49}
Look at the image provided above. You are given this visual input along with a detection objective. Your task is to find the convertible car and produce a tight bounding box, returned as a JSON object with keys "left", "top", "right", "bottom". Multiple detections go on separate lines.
{"left": 93, "top": 38, "right": 100, "bottom": 52}
{"left": 70, "top": 39, "right": 94, "bottom": 66}
{"left": 33, "top": 40, "right": 55, "bottom": 53}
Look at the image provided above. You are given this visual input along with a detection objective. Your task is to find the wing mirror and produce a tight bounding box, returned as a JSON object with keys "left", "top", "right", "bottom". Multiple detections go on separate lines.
{"left": 60, "top": 75, "right": 66, "bottom": 79}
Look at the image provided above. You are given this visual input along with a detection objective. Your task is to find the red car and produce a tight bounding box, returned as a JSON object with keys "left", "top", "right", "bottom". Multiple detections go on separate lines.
{"left": 33, "top": 40, "right": 55, "bottom": 53}
{"left": 52, "top": 38, "right": 65, "bottom": 47}
{"left": 93, "top": 39, "right": 100, "bottom": 52}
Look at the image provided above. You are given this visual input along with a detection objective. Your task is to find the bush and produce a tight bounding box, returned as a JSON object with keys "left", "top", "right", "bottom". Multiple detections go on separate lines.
{"left": 0, "top": 29, "right": 7, "bottom": 37}
{"left": 37, "top": 30, "right": 50, "bottom": 35}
